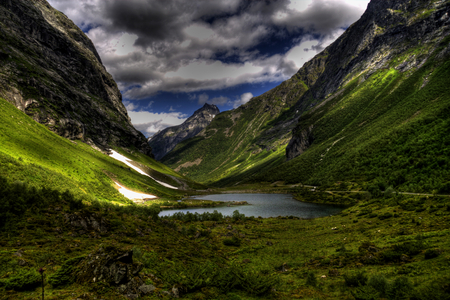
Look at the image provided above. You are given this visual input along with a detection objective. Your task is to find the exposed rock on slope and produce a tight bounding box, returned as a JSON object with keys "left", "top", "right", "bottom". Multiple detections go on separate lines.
{"left": 0, "top": 0, "right": 152, "bottom": 155}
{"left": 286, "top": 0, "right": 450, "bottom": 159}
{"left": 162, "top": 0, "right": 450, "bottom": 186}
{"left": 149, "top": 103, "right": 220, "bottom": 160}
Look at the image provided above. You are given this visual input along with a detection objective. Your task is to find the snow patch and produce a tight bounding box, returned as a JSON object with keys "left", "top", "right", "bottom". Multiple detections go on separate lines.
{"left": 109, "top": 150, "right": 178, "bottom": 190}
{"left": 115, "top": 182, "right": 156, "bottom": 202}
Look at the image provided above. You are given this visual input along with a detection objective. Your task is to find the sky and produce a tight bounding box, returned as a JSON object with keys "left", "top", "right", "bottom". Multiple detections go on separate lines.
{"left": 47, "top": 0, "right": 370, "bottom": 137}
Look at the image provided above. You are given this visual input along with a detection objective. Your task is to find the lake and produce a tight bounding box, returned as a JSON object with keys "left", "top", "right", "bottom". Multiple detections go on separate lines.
{"left": 159, "top": 193, "right": 345, "bottom": 218}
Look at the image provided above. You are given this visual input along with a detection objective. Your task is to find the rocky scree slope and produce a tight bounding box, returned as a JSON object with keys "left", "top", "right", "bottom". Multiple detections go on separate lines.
{"left": 162, "top": 0, "right": 450, "bottom": 187}
{"left": 149, "top": 103, "right": 220, "bottom": 160}
{"left": 0, "top": 0, "right": 152, "bottom": 155}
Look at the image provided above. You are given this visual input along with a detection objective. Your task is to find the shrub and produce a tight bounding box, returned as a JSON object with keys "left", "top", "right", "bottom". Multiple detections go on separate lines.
{"left": 223, "top": 236, "right": 241, "bottom": 247}
{"left": 344, "top": 271, "right": 368, "bottom": 287}
{"left": 378, "top": 212, "right": 393, "bottom": 220}
{"left": 48, "top": 257, "right": 83, "bottom": 288}
{"left": 352, "top": 285, "right": 379, "bottom": 300}
{"left": 387, "top": 276, "right": 413, "bottom": 300}
{"left": 368, "top": 274, "right": 388, "bottom": 297}
{"left": 4, "top": 269, "right": 41, "bottom": 291}
{"left": 424, "top": 248, "right": 441, "bottom": 259}
{"left": 306, "top": 272, "right": 317, "bottom": 287}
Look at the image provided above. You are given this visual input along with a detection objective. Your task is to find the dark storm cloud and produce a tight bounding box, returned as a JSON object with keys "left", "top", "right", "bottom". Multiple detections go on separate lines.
{"left": 48, "top": 0, "right": 369, "bottom": 98}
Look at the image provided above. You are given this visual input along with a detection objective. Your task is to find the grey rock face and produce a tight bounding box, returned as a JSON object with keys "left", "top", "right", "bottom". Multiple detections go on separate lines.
{"left": 0, "top": 0, "right": 152, "bottom": 155}
{"left": 286, "top": 0, "right": 450, "bottom": 160}
{"left": 286, "top": 125, "right": 314, "bottom": 161}
{"left": 76, "top": 246, "right": 149, "bottom": 297}
{"left": 149, "top": 103, "right": 220, "bottom": 160}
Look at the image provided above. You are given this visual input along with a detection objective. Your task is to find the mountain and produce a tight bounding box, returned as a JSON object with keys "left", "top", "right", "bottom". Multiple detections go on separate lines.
{"left": 0, "top": 0, "right": 205, "bottom": 203}
{"left": 162, "top": 0, "right": 450, "bottom": 192}
{"left": 149, "top": 103, "right": 220, "bottom": 160}
{"left": 0, "top": 0, "right": 151, "bottom": 155}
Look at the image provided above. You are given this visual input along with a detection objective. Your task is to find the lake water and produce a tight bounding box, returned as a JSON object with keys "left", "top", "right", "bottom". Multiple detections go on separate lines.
{"left": 159, "top": 193, "right": 344, "bottom": 218}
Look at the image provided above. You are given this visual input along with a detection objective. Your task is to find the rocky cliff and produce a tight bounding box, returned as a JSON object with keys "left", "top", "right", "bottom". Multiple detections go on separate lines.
{"left": 286, "top": 0, "right": 450, "bottom": 159}
{"left": 0, "top": 0, "right": 152, "bottom": 155}
{"left": 149, "top": 103, "right": 220, "bottom": 160}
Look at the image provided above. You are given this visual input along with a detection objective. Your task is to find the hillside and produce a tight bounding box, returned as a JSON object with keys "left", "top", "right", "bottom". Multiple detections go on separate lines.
{"left": 162, "top": 0, "right": 450, "bottom": 191}
{"left": 0, "top": 0, "right": 151, "bottom": 154}
{"left": 0, "top": 96, "right": 204, "bottom": 204}
{"left": 149, "top": 103, "right": 220, "bottom": 160}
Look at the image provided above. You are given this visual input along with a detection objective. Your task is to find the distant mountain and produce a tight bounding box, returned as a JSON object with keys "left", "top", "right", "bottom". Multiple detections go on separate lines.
{"left": 149, "top": 103, "right": 220, "bottom": 160}
{"left": 0, "top": 0, "right": 152, "bottom": 155}
{"left": 162, "top": 0, "right": 450, "bottom": 193}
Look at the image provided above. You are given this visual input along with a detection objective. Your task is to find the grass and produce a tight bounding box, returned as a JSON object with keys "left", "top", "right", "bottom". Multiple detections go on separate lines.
{"left": 0, "top": 97, "right": 202, "bottom": 203}
{"left": 1, "top": 184, "right": 449, "bottom": 299}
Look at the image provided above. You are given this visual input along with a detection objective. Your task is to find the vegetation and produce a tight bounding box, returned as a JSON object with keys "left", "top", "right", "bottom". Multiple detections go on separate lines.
{"left": 0, "top": 97, "right": 203, "bottom": 205}
{"left": 1, "top": 177, "right": 449, "bottom": 298}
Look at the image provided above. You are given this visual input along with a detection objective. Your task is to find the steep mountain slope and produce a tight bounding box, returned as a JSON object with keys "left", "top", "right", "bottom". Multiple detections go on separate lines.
{"left": 162, "top": 0, "right": 450, "bottom": 189}
{"left": 0, "top": 96, "right": 203, "bottom": 204}
{"left": 0, "top": 0, "right": 151, "bottom": 155}
{"left": 149, "top": 103, "right": 220, "bottom": 160}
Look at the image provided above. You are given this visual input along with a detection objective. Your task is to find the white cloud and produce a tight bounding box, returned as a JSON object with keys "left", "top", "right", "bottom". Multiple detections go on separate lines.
{"left": 231, "top": 92, "right": 254, "bottom": 108}
{"left": 127, "top": 110, "right": 187, "bottom": 136}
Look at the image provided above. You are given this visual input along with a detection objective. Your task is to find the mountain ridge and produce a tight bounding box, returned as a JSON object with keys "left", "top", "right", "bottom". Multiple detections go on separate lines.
{"left": 149, "top": 103, "right": 220, "bottom": 160}
{"left": 161, "top": 0, "right": 450, "bottom": 190}
{"left": 0, "top": 0, "right": 152, "bottom": 155}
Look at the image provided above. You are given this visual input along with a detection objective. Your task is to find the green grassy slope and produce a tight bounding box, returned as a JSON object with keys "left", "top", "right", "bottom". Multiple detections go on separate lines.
{"left": 252, "top": 42, "right": 450, "bottom": 194}
{"left": 161, "top": 78, "right": 309, "bottom": 186}
{"left": 0, "top": 97, "right": 203, "bottom": 203}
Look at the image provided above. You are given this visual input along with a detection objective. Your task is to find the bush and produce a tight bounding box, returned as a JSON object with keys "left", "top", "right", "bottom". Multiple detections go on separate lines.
{"left": 48, "top": 257, "right": 83, "bottom": 288}
{"left": 379, "top": 212, "right": 393, "bottom": 220}
{"left": 368, "top": 274, "right": 388, "bottom": 297}
{"left": 223, "top": 236, "right": 241, "bottom": 247}
{"left": 344, "top": 271, "right": 368, "bottom": 287}
{"left": 305, "top": 272, "right": 317, "bottom": 287}
{"left": 424, "top": 248, "right": 441, "bottom": 259}
{"left": 352, "top": 285, "right": 379, "bottom": 300}
{"left": 387, "top": 276, "right": 413, "bottom": 300}
{"left": 4, "top": 269, "right": 41, "bottom": 291}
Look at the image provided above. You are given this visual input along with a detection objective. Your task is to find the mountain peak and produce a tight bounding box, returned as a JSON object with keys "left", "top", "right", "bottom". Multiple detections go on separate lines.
{"left": 149, "top": 104, "right": 220, "bottom": 160}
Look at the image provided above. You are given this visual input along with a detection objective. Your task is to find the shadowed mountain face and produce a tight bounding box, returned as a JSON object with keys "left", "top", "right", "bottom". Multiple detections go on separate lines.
{"left": 149, "top": 103, "right": 220, "bottom": 160}
{"left": 0, "top": 0, "right": 152, "bottom": 155}
{"left": 161, "top": 0, "right": 450, "bottom": 190}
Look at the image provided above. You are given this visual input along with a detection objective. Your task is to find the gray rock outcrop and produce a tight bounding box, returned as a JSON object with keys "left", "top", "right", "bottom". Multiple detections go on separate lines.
{"left": 149, "top": 103, "right": 220, "bottom": 160}
{"left": 0, "top": 0, "right": 152, "bottom": 155}
{"left": 286, "top": 0, "right": 450, "bottom": 159}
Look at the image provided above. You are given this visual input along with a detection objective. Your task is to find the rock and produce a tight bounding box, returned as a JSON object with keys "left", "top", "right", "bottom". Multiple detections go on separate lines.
{"left": 149, "top": 103, "right": 220, "bottom": 160}
{"left": 0, "top": 0, "right": 152, "bottom": 156}
{"left": 64, "top": 212, "right": 108, "bottom": 233}
{"left": 75, "top": 246, "right": 147, "bottom": 296}
{"left": 139, "top": 284, "right": 156, "bottom": 295}
{"left": 172, "top": 286, "right": 180, "bottom": 298}
{"left": 18, "top": 259, "right": 28, "bottom": 266}
{"left": 286, "top": 0, "right": 450, "bottom": 160}
{"left": 286, "top": 125, "right": 314, "bottom": 161}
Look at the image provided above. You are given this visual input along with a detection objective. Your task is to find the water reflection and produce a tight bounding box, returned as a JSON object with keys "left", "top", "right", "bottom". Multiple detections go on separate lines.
{"left": 159, "top": 193, "right": 344, "bottom": 218}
